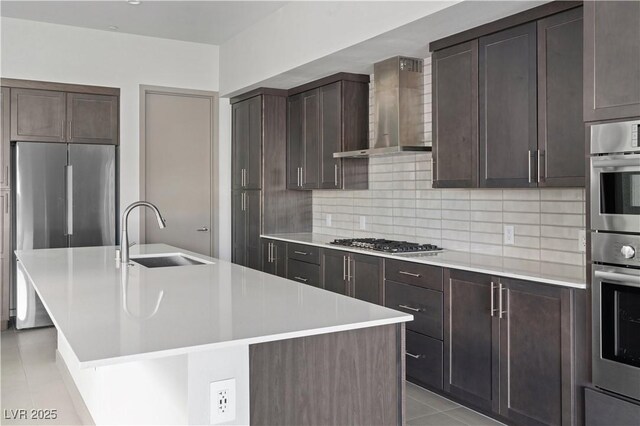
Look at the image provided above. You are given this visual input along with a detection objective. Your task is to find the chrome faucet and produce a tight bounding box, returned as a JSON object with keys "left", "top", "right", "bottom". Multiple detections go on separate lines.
{"left": 120, "top": 201, "right": 166, "bottom": 264}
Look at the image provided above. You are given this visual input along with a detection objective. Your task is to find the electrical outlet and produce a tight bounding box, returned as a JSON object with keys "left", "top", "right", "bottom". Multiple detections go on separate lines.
{"left": 578, "top": 230, "right": 586, "bottom": 253}
{"left": 326, "top": 214, "right": 332, "bottom": 227}
{"left": 359, "top": 216, "right": 366, "bottom": 230}
{"left": 504, "top": 225, "right": 515, "bottom": 245}
{"left": 209, "top": 378, "right": 236, "bottom": 424}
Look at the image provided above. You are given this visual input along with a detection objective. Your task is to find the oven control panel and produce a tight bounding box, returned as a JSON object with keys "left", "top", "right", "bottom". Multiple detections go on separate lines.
{"left": 592, "top": 232, "right": 640, "bottom": 267}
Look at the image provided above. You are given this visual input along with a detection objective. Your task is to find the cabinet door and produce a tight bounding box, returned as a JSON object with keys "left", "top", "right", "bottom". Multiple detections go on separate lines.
{"left": 350, "top": 254, "right": 382, "bottom": 304}
{"left": 232, "top": 100, "right": 249, "bottom": 190}
{"left": 287, "top": 94, "right": 303, "bottom": 189}
{"left": 67, "top": 93, "right": 118, "bottom": 145}
{"left": 272, "top": 240, "right": 286, "bottom": 278}
{"left": 245, "top": 190, "right": 262, "bottom": 271}
{"left": 432, "top": 40, "right": 479, "bottom": 188}
{"left": 584, "top": 1, "right": 640, "bottom": 122}
{"left": 499, "top": 278, "right": 573, "bottom": 426}
{"left": 231, "top": 191, "right": 246, "bottom": 266}
{"left": 322, "top": 248, "right": 348, "bottom": 295}
{"left": 538, "top": 8, "right": 585, "bottom": 187}
{"left": 1, "top": 88, "right": 10, "bottom": 189}
{"left": 0, "top": 191, "right": 8, "bottom": 259}
{"left": 319, "top": 82, "right": 342, "bottom": 189}
{"left": 301, "top": 89, "right": 320, "bottom": 189}
{"left": 287, "top": 259, "right": 321, "bottom": 287}
{"left": 444, "top": 269, "right": 499, "bottom": 413}
{"left": 10, "top": 89, "right": 66, "bottom": 142}
{"left": 246, "top": 96, "right": 263, "bottom": 190}
{"left": 479, "top": 23, "right": 537, "bottom": 188}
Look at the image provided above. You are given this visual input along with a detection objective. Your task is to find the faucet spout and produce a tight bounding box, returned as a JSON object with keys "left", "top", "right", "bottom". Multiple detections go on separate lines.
{"left": 120, "top": 201, "right": 167, "bottom": 264}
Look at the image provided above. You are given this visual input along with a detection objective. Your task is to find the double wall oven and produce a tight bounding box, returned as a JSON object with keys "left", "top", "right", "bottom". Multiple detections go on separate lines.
{"left": 590, "top": 119, "right": 640, "bottom": 401}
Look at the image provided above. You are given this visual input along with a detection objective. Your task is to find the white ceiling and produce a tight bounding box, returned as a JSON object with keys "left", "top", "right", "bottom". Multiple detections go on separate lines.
{"left": 0, "top": 1, "right": 288, "bottom": 45}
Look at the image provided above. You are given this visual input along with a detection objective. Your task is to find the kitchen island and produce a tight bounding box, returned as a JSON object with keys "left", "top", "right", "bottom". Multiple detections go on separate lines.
{"left": 15, "top": 244, "right": 411, "bottom": 425}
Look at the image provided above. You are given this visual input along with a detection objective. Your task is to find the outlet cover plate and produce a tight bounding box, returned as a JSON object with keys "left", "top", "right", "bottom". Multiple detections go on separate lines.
{"left": 504, "top": 225, "right": 515, "bottom": 245}
{"left": 326, "top": 214, "right": 332, "bottom": 227}
{"left": 210, "top": 378, "right": 236, "bottom": 424}
{"left": 578, "top": 230, "right": 586, "bottom": 253}
{"left": 359, "top": 216, "right": 366, "bottom": 230}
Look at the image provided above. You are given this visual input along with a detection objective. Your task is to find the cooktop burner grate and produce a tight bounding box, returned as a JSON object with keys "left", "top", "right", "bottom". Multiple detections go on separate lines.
{"left": 329, "top": 238, "right": 443, "bottom": 254}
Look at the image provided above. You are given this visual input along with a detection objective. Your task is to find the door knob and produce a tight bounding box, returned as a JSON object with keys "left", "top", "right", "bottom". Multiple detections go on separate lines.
{"left": 621, "top": 245, "right": 636, "bottom": 259}
{"left": 197, "top": 227, "right": 209, "bottom": 232}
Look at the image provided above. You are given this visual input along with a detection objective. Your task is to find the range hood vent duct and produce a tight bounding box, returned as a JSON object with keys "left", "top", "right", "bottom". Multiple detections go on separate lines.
{"left": 334, "top": 56, "right": 430, "bottom": 158}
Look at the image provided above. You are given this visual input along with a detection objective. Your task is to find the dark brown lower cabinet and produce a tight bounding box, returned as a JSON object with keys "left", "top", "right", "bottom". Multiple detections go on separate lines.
{"left": 261, "top": 238, "right": 286, "bottom": 278}
{"left": 444, "top": 269, "right": 499, "bottom": 412}
{"left": 321, "top": 249, "right": 382, "bottom": 304}
{"left": 406, "top": 330, "right": 443, "bottom": 390}
{"left": 444, "top": 269, "right": 578, "bottom": 425}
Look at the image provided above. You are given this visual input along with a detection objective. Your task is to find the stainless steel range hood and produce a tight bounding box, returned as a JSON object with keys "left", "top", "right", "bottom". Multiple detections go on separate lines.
{"left": 334, "top": 56, "right": 429, "bottom": 158}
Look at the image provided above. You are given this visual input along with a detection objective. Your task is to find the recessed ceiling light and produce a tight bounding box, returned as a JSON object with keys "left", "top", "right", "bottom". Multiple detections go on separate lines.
{"left": 127, "top": 0, "right": 141, "bottom": 5}
{"left": 108, "top": 25, "right": 119, "bottom": 31}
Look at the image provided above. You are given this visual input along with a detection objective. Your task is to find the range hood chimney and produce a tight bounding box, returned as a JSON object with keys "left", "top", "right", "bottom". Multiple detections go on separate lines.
{"left": 334, "top": 56, "right": 429, "bottom": 158}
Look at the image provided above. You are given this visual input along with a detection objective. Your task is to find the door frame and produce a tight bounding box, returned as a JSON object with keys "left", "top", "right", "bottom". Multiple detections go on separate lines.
{"left": 139, "top": 85, "right": 219, "bottom": 257}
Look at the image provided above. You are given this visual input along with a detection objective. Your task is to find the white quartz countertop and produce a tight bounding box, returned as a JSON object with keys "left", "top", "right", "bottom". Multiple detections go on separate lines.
{"left": 15, "top": 244, "right": 411, "bottom": 368}
{"left": 262, "top": 233, "right": 587, "bottom": 289}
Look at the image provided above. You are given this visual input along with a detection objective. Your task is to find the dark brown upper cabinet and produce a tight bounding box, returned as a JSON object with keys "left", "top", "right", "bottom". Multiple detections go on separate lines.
{"left": 287, "top": 74, "right": 369, "bottom": 190}
{"left": 10, "top": 88, "right": 118, "bottom": 145}
{"left": 479, "top": 22, "right": 538, "bottom": 188}
{"left": 232, "top": 95, "right": 262, "bottom": 190}
{"left": 11, "top": 89, "right": 66, "bottom": 142}
{"left": 67, "top": 93, "right": 118, "bottom": 145}
{"left": 584, "top": 1, "right": 640, "bottom": 122}
{"left": 432, "top": 40, "right": 479, "bottom": 188}
{"left": 538, "top": 7, "right": 584, "bottom": 187}
{"left": 433, "top": 6, "right": 585, "bottom": 189}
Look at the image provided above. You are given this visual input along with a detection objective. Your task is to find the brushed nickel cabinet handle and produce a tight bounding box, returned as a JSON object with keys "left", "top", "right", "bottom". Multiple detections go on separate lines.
{"left": 490, "top": 282, "right": 496, "bottom": 317}
{"left": 294, "top": 251, "right": 308, "bottom": 256}
{"left": 342, "top": 255, "right": 347, "bottom": 280}
{"left": 398, "top": 304, "right": 421, "bottom": 312}
{"left": 68, "top": 121, "right": 72, "bottom": 141}
{"left": 196, "top": 227, "right": 209, "bottom": 232}
{"left": 334, "top": 163, "right": 338, "bottom": 186}
{"left": 272, "top": 243, "right": 277, "bottom": 263}
{"left": 406, "top": 352, "right": 423, "bottom": 359}
{"left": 294, "top": 276, "right": 308, "bottom": 283}
{"left": 399, "top": 270, "right": 421, "bottom": 278}
{"left": 347, "top": 257, "right": 352, "bottom": 280}
{"left": 499, "top": 283, "right": 506, "bottom": 319}
{"left": 528, "top": 151, "right": 533, "bottom": 183}
{"left": 267, "top": 242, "right": 272, "bottom": 263}
{"left": 538, "top": 149, "right": 545, "bottom": 183}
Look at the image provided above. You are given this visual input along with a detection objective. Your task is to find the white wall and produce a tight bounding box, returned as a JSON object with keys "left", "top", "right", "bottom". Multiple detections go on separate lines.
{"left": 219, "top": 1, "right": 458, "bottom": 96}
{"left": 1, "top": 17, "right": 219, "bottom": 243}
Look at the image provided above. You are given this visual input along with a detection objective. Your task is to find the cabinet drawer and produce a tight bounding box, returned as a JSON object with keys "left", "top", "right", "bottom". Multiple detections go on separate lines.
{"left": 287, "top": 259, "right": 320, "bottom": 287}
{"left": 385, "top": 259, "right": 443, "bottom": 291}
{"left": 406, "top": 330, "right": 443, "bottom": 390}
{"left": 287, "top": 243, "right": 320, "bottom": 265}
{"left": 385, "top": 280, "right": 443, "bottom": 340}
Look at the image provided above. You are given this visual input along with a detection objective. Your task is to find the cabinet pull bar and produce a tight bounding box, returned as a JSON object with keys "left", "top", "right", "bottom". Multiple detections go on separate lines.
{"left": 538, "top": 150, "right": 544, "bottom": 183}
{"left": 347, "top": 257, "right": 352, "bottom": 280}
{"left": 490, "top": 282, "right": 496, "bottom": 317}
{"left": 398, "top": 270, "right": 421, "bottom": 278}
{"left": 528, "top": 151, "right": 532, "bottom": 183}
{"left": 272, "top": 244, "right": 277, "bottom": 263}
{"left": 342, "top": 255, "right": 347, "bottom": 280}
{"left": 68, "top": 121, "right": 72, "bottom": 141}
{"left": 334, "top": 164, "right": 338, "bottom": 186}
{"left": 293, "top": 250, "right": 308, "bottom": 256}
{"left": 499, "top": 283, "right": 506, "bottom": 318}
{"left": 293, "top": 276, "right": 308, "bottom": 283}
{"left": 406, "top": 352, "right": 422, "bottom": 359}
{"left": 398, "top": 304, "right": 421, "bottom": 312}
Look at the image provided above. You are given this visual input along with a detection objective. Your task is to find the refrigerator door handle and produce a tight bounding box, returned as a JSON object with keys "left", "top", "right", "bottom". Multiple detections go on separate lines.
{"left": 65, "top": 165, "right": 73, "bottom": 236}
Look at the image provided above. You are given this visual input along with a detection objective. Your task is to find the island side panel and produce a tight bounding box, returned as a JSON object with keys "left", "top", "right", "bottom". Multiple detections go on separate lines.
{"left": 249, "top": 324, "right": 403, "bottom": 426}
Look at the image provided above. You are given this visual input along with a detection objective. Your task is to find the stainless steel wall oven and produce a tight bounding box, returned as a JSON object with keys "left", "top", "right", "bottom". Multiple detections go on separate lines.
{"left": 590, "top": 119, "right": 640, "bottom": 402}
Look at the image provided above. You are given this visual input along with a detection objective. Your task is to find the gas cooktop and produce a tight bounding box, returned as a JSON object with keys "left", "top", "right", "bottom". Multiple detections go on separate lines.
{"left": 329, "top": 238, "right": 443, "bottom": 254}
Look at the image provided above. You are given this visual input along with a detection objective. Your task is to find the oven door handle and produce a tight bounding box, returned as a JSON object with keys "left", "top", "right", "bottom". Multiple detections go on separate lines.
{"left": 594, "top": 270, "right": 640, "bottom": 287}
{"left": 592, "top": 155, "right": 640, "bottom": 168}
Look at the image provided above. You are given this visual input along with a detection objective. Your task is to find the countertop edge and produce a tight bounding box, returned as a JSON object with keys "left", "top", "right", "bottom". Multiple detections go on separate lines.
{"left": 262, "top": 234, "right": 588, "bottom": 290}
{"left": 78, "top": 315, "right": 412, "bottom": 369}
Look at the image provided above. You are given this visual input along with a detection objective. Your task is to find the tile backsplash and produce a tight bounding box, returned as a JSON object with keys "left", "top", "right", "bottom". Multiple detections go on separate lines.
{"left": 312, "top": 56, "right": 586, "bottom": 267}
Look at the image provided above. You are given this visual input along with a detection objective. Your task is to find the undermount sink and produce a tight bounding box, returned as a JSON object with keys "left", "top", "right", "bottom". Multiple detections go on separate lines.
{"left": 130, "top": 254, "right": 211, "bottom": 268}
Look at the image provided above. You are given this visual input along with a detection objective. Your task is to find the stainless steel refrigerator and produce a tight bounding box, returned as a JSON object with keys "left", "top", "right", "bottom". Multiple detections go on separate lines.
{"left": 13, "top": 142, "right": 116, "bottom": 329}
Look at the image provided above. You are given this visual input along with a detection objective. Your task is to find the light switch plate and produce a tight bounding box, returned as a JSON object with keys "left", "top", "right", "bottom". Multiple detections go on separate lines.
{"left": 359, "top": 216, "right": 366, "bottom": 230}
{"left": 504, "top": 225, "right": 515, "bottom": 245}
{"left": 210, "top": 378, "right": 236, "bottom": 424}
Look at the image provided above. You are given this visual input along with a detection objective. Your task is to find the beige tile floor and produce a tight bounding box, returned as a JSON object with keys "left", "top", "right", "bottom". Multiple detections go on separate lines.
{"left": 1, "top": 326, "right": 504, "bottom": 426}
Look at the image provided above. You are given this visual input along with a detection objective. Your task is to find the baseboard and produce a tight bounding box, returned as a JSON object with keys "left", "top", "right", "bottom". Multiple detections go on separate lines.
{"left": 55, "top": 350, "right": 95, "bottom": 426}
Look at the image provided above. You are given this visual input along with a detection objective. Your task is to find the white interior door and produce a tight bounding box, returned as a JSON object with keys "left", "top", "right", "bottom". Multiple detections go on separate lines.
{"left": 143, "top": 90, "right": 215, "bottom": 256}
